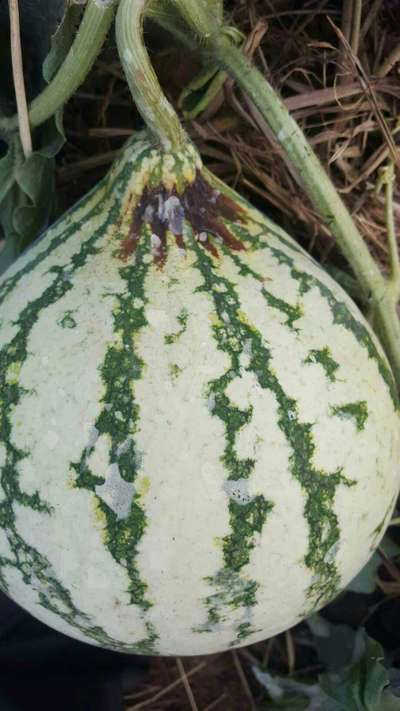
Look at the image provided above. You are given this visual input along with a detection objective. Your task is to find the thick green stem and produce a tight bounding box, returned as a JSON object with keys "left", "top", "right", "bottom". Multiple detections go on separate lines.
{"left": 171, "top": 0, "right": 400, "bottom": 387}
{"left": 0, "top": 0, "right": 116, "bottom": 135}
{"left": 147, "top": 4, "right": 197, "bottom": 50}
{"left": 148, "top": 0, "right": 223, "bottom": 50}
{"left": 116, "top": 0, "right": 188, "bottom": 150}
{"left": 382, "top": 163, "right": 400, "bottom": 301}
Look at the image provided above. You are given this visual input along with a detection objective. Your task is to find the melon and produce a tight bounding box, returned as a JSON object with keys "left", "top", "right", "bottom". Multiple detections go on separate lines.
{"left": 0, "top": 133, "right": 398, "bottom": 655}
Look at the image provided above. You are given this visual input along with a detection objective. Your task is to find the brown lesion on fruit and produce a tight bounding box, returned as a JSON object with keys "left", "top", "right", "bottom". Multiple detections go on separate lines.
{"left": 120, "top": 171, "right": 247, "bottom": 265}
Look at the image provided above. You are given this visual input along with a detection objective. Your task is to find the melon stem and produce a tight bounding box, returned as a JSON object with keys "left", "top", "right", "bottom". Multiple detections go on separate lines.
{"left": 116, "top": 0, "right": 189, "bottom": 152}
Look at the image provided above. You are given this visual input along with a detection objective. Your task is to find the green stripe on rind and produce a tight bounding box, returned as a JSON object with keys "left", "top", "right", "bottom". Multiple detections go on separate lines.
{"left": 305, "top": 347, "right": 339, "bottom": 382}
{"left": 223, "top": 247, "right": 304, "bottom": 332}
{"left": 272, "top": 250, "right": 398, "bottom": 411}
{"left": 226, "top": 223, "right": 399, "bottom": 412}
{"left": 0, "top": 140, "right": 152, "bottom": 308}
{"left": 0, "top": 182, "right": 154, "bottom": 651}
{"left": 0, "top": 199, "right": 145, "bottom": 650}
{"left": 191, "top": 237, "right": 357, "bottom": 633}
{"left": 262, "top": 291, "right": 303, "bottom": 330}
{"left": 164, "top": 308, "right": 189, "bottom": 344}
{"left": 330, "top": 401, "right": 369, "bottom": 432}
{"left": 190, "top": 237, "right": 273, "bottom": 644}
{"left": 72, "top": 235, "right": 157, "bottom": 654}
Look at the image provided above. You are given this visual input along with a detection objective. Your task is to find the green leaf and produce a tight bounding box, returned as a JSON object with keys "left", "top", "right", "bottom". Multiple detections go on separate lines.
{"left": 307, "top": 614, "right": 361, "bottom": 671}
{"left": 0, "top": 141, "right": 16, "bottom": 203}
{"left": 381, "top": 690, "right": 400, "bottom": 711}
{"left": 252, "top": 666, "right": 327, "bottom": 710}
{"left": 0, "top": 113, "right": 65, "bottom": 273}
{"left": 0, "top": 0, "right": 68, "bottom": 273}
{"left": 320, "top": 637, "right": 400, "bottom": 711}
{"left": 346, "top": 534, "right": 400, "bottom": 595}
{"left": 253, "top": 633, "right": 400, "bottom": 711}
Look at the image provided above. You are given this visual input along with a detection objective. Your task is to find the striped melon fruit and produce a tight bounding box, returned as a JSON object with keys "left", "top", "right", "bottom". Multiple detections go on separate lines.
{"left": 0, "top": 133, "right": 399, "bottom": 656}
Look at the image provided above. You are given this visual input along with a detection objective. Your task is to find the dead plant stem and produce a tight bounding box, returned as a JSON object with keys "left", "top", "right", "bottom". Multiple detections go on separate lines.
{"left": 8, "top": 0, "right": 32, "bottom": 157}
{"left": 381, "top": 163, "right": 400, "bottom": 300}
{"left": 377, "top": 43, "right": 400, "bottom": 78}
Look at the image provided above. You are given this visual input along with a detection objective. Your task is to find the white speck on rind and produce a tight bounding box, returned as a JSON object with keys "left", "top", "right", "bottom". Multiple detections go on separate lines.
{"left": 156, "top": 194, "right": 164, "bottom": 220}
{"left": 325, "top": 541, "right": 340, "bottom": 563}
{"left": 151, "top": 234, "right": 162, "bottom": 252}
{"left": 95, "top": 463, "right": 135, "bottom": 520}
{"left": 207, "top": 393, "right": 216, "bottom": 413}
{"left": 62, "top": 269, "right": 73, "bottom": 283}
{"left": 213, "top": 282, "right": 227, "bottom": 293}
{"left": 224, "top": 479, "right": 253, "bottom": 505}
{"left": 144, "top": 205, "right": 154, "bottom": 222}
{"left": 30, "top": 574, "right": 50, "bottom": 598}
{"left": 133, "top": 297, "right": 144, "bottom": 309}
{"left": 240, "top": 351, "right": 251, "bottom": 369}
{"left": 277, "top": 128, "right": 287, "bottom": 142}
{"left": 243, "top": 339, "right": 253, "bottom": 355}
{"left": 198, "top": 232, "right": 208, "bottom": 242}
{"left": 163, "top": 196, "right": 185, "bottom": 235}
{"left": 86, "top": 426, "right": 100, "bottom": 453}
{"left": 0, "top": 445, "right": 5, "bottom": 469}
{"left": 116, "top": 437, "right": 133, "bottom": 458}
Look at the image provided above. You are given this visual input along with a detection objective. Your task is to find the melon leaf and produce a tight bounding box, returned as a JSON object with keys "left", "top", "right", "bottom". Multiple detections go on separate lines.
{"left": 0, "top": 112, "right": 65, "bottom": 273}
{"left": 346, "top": 534, "right": 400, "bottom": 595}
{"left": 0, "top": 1, "right": 70, "bottom": 268}
{"left": 319, "top": 637, "right": 400, "bottom": 711}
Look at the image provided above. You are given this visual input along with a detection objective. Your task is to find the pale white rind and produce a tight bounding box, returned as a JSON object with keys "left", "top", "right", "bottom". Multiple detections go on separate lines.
{"left": 0, "top": 137, "right": 399, "bottom": 655}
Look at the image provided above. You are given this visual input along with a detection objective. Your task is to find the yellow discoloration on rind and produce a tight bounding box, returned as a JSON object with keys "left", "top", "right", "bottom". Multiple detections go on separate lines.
{"left": 136, "top": 476, "right": 151, "bottom": 497}
{"left": 92, "top": 498, "right": 108, "bottom": 529}
{"left": 209, "top": 312, "right": 222, "bottom": 327}
{"left": 6, "top": 361, "right": 22, "bottom": 385}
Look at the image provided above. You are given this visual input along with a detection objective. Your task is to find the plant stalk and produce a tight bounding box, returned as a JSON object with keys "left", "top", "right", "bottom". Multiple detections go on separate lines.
{"left": 116, "top": 0, "right": 188, "bottom": 150}
{"left": 170, "top": 0, "right": 400, "bottom": 387}
{"left": 0, "top": 0, "right": 116, "bottom": 136}
{"left": 382, "top": 163, "right": 400, "bottom": 301}
{"left": 8, "top": 0, "right": 32, "bottom": 157}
